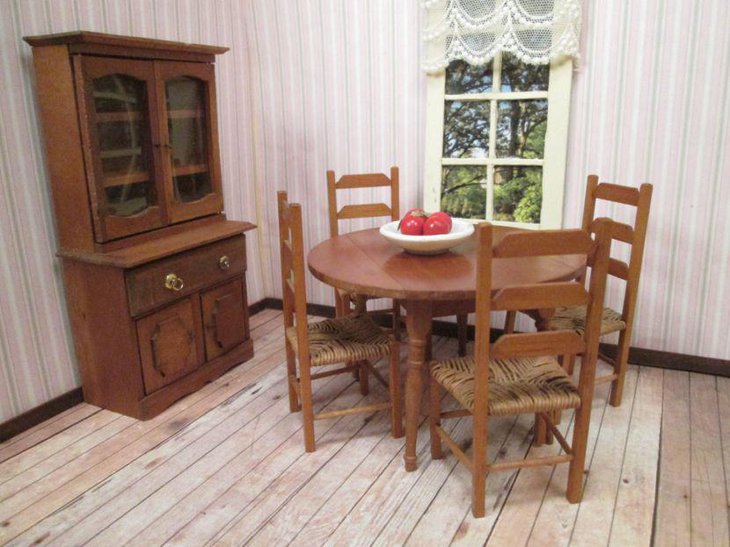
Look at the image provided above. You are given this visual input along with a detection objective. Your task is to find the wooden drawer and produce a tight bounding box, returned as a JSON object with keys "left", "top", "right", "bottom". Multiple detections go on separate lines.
{"left": 126, "top": 235, "right": 246, "bottom": 316}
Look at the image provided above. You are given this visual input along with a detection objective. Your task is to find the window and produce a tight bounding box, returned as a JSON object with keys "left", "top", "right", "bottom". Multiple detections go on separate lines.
{"left": 424, "top": 54, "right": 573, "bottom": 229}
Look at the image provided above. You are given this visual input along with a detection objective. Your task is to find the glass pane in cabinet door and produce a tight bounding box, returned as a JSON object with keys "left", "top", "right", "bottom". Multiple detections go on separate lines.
{"left": 93, "top": 74, "right": 156, "bottom": 217}
{"left": 165, "top": 77, "right": 212, "bottom": 203}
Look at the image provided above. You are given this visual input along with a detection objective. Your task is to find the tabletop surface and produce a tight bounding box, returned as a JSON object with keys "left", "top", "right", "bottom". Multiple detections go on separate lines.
{"left": 307, "top": 226, "right": 586, "bottom": 301}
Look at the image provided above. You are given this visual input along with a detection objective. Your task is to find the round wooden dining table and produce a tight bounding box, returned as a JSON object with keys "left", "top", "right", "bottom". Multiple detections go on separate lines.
{"left": 308, "top": 226, "right": 585, "bottom": 471}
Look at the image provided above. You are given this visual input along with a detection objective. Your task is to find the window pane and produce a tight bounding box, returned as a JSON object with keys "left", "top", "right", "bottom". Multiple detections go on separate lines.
{"left": 501, "top": 53, "right": 549, "bottom": 91}
{"left": 445, "top": 60, "right": 493, "bottom": 94}
{"left": 496, "top": 100, "right": 547, "bottom": 158}
{"left": 493, "top": 167, "right": 542, "bottom": 223}
{"left": 443, "top": 101, "right": 490, "bottom": 158}
{"left": 441, "top": 166, "right": 487, "bottom": 219}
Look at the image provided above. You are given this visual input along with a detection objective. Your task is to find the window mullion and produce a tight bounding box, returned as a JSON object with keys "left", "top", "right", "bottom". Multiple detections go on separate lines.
{"left": 445, "top": 91, "right": 548, "bottom": 101}
{"left": 487, "top": 54, "right": 502, "bottom": 222}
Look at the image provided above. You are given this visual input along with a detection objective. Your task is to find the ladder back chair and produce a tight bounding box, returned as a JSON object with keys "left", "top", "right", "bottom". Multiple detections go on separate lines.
{"left": 278, "top": 191, "right": 402, "bottom": 452}
{"left": 327, "top": 167, "right": 469, "bottom": 356}
{"left": 429, "top": 220, "right": 613, "bottom": 517}
{"left": 327, "top": 167, "right": 402, "bottom": 333}
{"left": 505, "top": 175, "right": 653, "bottom": 406}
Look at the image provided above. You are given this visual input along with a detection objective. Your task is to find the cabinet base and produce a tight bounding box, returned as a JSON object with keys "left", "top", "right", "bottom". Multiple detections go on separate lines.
{"left": 83, "top": 339, "right": 254, "bottom": 420}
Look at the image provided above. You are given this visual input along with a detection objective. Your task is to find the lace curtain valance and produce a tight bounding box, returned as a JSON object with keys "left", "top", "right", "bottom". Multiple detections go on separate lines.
{"left": 422, "top": 0, "right": 582, "bottom": 72}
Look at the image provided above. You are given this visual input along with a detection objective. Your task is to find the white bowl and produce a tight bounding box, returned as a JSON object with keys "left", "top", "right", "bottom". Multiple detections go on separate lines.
{"left": 379, "top": 218, "right": 475, "bottom": 255}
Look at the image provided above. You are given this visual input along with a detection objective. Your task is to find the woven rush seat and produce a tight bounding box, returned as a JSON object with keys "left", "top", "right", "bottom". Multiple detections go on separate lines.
{"left": 285, "top": 313, "right": 391, "bottom": 366}
{"left": 431, "top": 355, "right": 581, "bottom": 416}
{"left": 548, "top": 306, "right": 626, "bottom": 336}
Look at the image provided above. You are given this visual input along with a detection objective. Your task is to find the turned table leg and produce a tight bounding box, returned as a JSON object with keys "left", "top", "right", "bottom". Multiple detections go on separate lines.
{"left": 403, "top": 300, "right": 432, "bottom": 471}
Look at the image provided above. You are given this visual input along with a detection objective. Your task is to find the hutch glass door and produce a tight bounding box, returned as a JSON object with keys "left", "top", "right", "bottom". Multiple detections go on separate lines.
{"left": 159, "top": 62, "right": 223, "bottom": 223}
{"left": 82, "top": 57, "right": 165, "bottom": 241}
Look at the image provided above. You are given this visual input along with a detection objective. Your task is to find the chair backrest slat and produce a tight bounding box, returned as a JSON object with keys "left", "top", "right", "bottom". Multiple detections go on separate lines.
{"left": 491, "top": 283, "right": 590, "bottom": 312}
{"left": 610, "top": 221, "right": 635, "bottom": 244}
{"left": 337, "top": 203, "right": 393, "bottom": 220}
{"left": 336, "top": 173, "right": 393, "bottom": 189}
{"left": 594, "top": 182, "right": 641, "bottom": 206}
{"left": 608, "top": 258, "right": 629, "bottom": 280}
{"left": 491, "top": 331, "right": 586, "bottom": 360}
{"left": 494, "top": 229, "right": 594, "bottom": 259}
{"left": 327, "top": 166, "right": 399, "bottom": 238}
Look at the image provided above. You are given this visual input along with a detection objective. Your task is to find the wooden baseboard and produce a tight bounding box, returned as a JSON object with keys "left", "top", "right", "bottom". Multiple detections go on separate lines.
{"left": 254, "top": 296, "right": 335, "bottom": 319}
{"left": 598, "top": 343, "right": 729, "bottom": 377}
{"left": 0, "top": 388, "right": 84, "bottom": 443}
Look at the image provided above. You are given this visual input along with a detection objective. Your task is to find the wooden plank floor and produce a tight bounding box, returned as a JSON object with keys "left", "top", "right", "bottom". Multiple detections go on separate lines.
{"left": 1, "top": 309, "right": 728, "bottom": 546}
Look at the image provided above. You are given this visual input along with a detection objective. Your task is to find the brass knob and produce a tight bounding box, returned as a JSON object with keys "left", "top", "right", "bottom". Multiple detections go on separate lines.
{"left": 164, "top": 273, "right": 184, "bottom": 291}
{"left": 218, "top": 255, "right": 231, "bottom": 270}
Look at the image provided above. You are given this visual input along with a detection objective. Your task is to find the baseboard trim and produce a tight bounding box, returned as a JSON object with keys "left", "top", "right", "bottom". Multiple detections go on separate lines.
{"left": 597, "top": 343, "right": 729, "bottom": 377}
{"left": 0, "top": 388, "right": 84, "bottom": 443}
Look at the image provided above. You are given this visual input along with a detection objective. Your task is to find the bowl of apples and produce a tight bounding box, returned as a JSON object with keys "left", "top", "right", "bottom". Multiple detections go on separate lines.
{"left": 379, "top": 209, "right": 475, "bottom": 255}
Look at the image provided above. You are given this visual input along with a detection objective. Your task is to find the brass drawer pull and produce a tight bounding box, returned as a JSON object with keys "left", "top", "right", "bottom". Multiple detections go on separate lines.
{"left": 164, "top": 273, "right": 184, "bottom": 292}
{"left": 218, "top": 255, "right": 231, "bottom": 270}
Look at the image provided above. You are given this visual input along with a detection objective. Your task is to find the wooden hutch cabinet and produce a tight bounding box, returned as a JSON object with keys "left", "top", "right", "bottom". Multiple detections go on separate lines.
{"left": 25, "top": 31, "right": 255, "bottom": 419}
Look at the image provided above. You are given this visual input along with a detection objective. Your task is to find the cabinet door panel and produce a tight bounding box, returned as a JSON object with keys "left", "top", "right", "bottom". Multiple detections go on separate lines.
{"left": 137, "top": 297, "right": 204, "bottom": 394}
{"left": 156, "top": 61, "right": 224, "bottom": 224}
{"left": 79, "top": 56, "right": 167, "bottom": 242}
{"left": 202, "top": 279, "right": 248, "bottom": 361}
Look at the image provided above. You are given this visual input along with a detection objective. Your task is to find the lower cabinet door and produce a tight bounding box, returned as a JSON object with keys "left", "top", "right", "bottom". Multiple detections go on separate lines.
{"left": 137, "top": 297, "right": 204, "bottom": 394}
{"left": 201, "top": 278, "right": 248, "bottom": 361}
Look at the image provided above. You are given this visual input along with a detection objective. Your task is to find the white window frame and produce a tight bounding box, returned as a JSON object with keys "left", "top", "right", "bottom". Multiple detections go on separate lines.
{"left": 424, "top": 55, "right": 574, "bottom": 229}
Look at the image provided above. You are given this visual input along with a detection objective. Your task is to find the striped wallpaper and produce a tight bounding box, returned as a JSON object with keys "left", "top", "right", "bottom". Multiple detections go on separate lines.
{"left": 0, "top": 0, "right": 728, "bottom": 422}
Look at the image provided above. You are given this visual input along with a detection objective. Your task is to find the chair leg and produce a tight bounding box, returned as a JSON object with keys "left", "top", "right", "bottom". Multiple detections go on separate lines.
{"left": 567, "top": 395, "right": 592, "bottom": 503}
{"left": 504, "top": 310, "right": 517, "bottom": 334}
{"left": 358, "top": 360, "right": 369, "bottom": 395}
{"left": 429, "top": 376, "right": 443, "bottom": 459}
{"left": 545, "top": 413, "right": 555, "bottom": 445}
{"left": 335, "top": 291, "right": 361, "bottom": 380}
{"left": 471, "top": 407, "right": 488, "bottom": 518}
{"left": 285, "top": 341, "right": 299, "bottom": 412}
{"left": 457, "top": 313, "right": 468, "bottom": 357}
{"left": 610, "top": 329, "right": 631, "bottom": 407}
{"left": 392, "top": 300, "right": 402, "bottom": 342}
{"left": 299, "top": 362, "right": 316, "bottom": 453}
{"left": 389, "top": 340, "right": 403, "bottom": 438}
{"left": 334, "top": 288, "right": 347, "bottom": 317}
{"left": 534, "top": 413, "right": 547, "bottom": 446}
